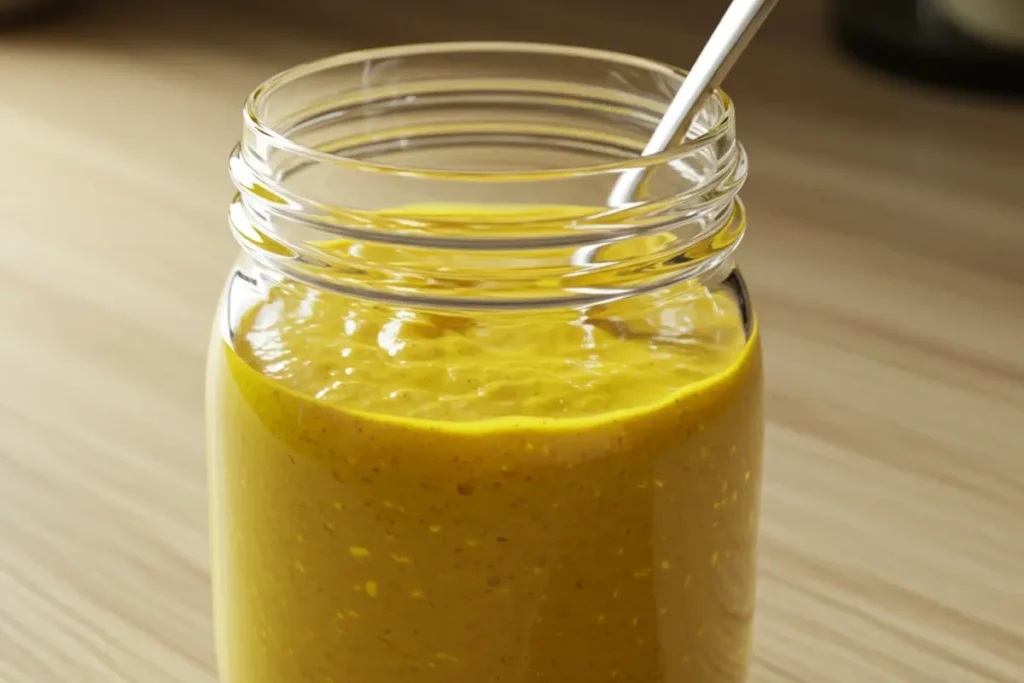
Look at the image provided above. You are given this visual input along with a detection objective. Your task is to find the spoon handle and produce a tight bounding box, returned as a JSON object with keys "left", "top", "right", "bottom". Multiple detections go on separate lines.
{"left": 608, "top": 0, "right": 779, "bottom": 206}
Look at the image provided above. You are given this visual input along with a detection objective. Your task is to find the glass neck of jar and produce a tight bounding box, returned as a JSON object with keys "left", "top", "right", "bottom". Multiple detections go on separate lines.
{"left": 228, "top": 43, "right": 748, "bottom": 311}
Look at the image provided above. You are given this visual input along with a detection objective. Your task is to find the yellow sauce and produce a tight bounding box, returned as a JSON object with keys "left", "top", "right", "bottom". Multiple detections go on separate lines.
{"left": 207, "top": 208, "right": 764, "bottom": 683}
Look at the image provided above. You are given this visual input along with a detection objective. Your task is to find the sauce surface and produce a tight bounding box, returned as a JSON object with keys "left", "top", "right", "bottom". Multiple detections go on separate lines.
{"left": 207, "top": 211, "right": 764, "bottom": 683}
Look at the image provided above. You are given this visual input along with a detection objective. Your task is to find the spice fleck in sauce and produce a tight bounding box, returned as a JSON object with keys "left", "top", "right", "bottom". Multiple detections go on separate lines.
{"left": 207, "top": 209, "right": 763, "bottom": 683}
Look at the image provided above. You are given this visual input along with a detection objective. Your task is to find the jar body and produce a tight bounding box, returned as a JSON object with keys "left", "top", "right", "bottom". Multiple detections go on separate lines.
{"left": 207, "top": 260, "right": 762, "bottom": 683}
{"left": 208, "top": 43, "right": 764, "bottom": 683}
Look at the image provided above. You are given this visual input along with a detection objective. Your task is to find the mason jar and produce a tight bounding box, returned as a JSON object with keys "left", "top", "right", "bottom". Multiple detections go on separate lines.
{"left": 207, "top": 42, "right": 764, "bottom": 683}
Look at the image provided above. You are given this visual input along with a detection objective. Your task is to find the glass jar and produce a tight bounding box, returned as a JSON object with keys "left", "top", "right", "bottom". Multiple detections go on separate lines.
{"left": 207, "top": 43, "right": 763, "bottom": 683}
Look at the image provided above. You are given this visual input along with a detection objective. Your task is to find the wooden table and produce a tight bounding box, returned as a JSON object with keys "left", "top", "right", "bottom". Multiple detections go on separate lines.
{"left": 1, "top": 1, "right": 1022, "bottom": 681}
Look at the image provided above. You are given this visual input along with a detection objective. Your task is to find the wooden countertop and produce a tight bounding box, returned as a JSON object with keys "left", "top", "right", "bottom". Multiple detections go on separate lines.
{"left": 1, "top": 1, "right": 1022, "bottom": 681}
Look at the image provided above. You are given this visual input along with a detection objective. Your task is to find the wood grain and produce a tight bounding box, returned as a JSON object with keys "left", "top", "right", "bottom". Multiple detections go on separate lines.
{"left": 1, "top": 0, "right": 1022, "bottom": 681}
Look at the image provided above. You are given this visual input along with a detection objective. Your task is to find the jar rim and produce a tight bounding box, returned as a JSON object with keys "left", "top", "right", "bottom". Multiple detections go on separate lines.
{"left": 243, "top": 41, "right": 736, "bottom": 181}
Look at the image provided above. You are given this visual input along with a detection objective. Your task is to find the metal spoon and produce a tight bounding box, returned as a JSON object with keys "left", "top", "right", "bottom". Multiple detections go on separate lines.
{"left": 608, "top": 0, "right": 780, "bottom": 207}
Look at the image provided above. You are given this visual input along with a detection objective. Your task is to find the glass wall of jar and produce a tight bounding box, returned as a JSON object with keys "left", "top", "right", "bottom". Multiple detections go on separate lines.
{"left": 207, "top": 42, "right": 764, "bottom": 683}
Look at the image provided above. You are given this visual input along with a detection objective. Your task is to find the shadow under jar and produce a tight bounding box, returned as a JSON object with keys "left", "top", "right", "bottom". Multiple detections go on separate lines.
{"left": 206, "top": 42, "right": 764, "bottom": 683}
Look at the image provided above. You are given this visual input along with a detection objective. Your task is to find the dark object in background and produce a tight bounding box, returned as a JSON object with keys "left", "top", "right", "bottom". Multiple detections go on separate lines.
{"left": 831, "top": 0, "right": 1024, "bottom": 96}
{"left": 0, "top": 0, "right": 69, "bottom": 29}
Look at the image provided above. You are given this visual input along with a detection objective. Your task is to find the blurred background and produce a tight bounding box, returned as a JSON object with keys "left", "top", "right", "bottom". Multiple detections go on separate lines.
{"left": 1, "top": 0, "right": 1022, "bottom": 681}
